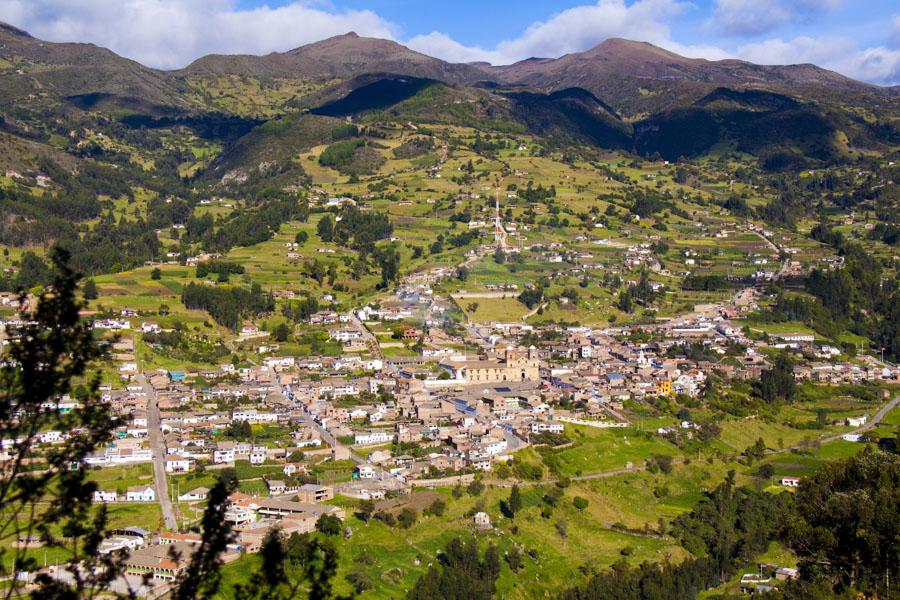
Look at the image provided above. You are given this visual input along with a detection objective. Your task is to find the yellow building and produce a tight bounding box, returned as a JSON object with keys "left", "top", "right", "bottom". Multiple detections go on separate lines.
{"left": 441, "top": 347, "right": 540, "bottom": 384}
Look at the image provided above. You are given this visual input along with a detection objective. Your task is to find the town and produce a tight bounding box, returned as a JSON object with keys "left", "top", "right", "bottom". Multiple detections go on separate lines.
{"left": 6, "top": 253, "right": 894, "bottom": 595}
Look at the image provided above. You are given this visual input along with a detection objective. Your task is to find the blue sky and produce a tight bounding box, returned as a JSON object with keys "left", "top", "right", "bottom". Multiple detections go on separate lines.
{"left": 1, "top": 0, "right": 898, "bottom": 84}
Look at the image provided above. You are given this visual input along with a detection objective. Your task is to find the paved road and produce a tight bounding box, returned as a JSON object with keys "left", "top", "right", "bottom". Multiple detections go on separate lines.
{"left": 347, "top": 312, "right": 383, "bottom": 361}
{"left": 140, "top": 374, "right": 177, "bottom": 530}
{"left": 500, "top": 426, "right": 529, "bottom": 453}
{"left": 268, "top": 369, "right": 367, "bottom": 466}
{"left": 775, "top": 394, "right": 899, "bottom": 451}
{"left": 750, "top": 228, "right": 781, "bottom": 255}
{"left": 589, "top": 392, "right": 630, "bottom": 423}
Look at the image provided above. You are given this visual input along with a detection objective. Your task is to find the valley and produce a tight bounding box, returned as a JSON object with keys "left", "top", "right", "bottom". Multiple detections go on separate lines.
{"left": 0, "top": 19, "right": 897, "bottom": 600}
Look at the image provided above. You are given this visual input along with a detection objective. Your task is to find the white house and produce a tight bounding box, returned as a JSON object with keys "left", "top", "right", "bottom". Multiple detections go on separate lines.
{"left": 531, "top": 422, "right": 564, "bottom": 434}
{"left": 776, "top": 333, "right": 814, "bottom": 343}
{"left": 231, "top": 410, "right": 279, "bottom": 424}
{"left": 214, "top": 448, "right": 235, "bottom": 464}
{"left": 126, "top": 486, "right": 156, "bottom": 502}
{"left": 37, "top": 430, "right": 64, "bottom": 444}
{"left": 249, "top": 446, "right": 267, "bottom": 465}
{"left": 479, "top": 436, "right": 508, "bottom": 456}
{"left": 329, "top": 329, "right": 362, "bottom": 343}
{"left": 356, "top": 465, "right": 376, "bottom": 479}
{"left": 165, "top": 456, "right": 195, "bottom": 473}
{"left": 178, "top": 487, "right": 209, "bottom": 501}
{"left": 354, "top": 431, "right": 393, "bottom": 445}
{"left": 93, "top": 489, "right": 118, "bottom": 503}
{"left": 846, "top": 415, "right": 868, "bottom": 427}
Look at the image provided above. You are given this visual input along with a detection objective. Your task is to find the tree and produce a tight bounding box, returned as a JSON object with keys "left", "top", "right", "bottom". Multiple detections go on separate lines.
{"left": 617, "top": 289, "right": 634, "bottom": 313}
{"left": 758, "top": 352, "right": 797, "bottom": 403}
{"left": 150, "top": 267, "right": 162, "bottom": 280}
{"left": 504, "top": 485, "right": 522, "bottom": 518}
{"left": 483, "top": 544, "right": 501, "bottom": 582}
{"left": 315, "top": 514, "right": 343, "bottom": 536}
{"left": 426, "top": 498, "right": 447, "bottom": 517}
{"left": 408, "top": 537, "right": 501, "bottom": 600}
{"left": 295, "top": 231, "right": 309, "bottom": 245}
{"left": 346, "top": 569, "right": 373, "bottom": 594}
{"left": 375, "top": 244, "right": 400, "bottom": 289}
{"left": 518, "top": 287, "right": 543, "bottom": 310}
{"left": 0, "top": 248, "right": 120, "bottom": 599}
{"left": 0, "top": 250, "right": 341, "bottom": 599}
{"left": 15, "top": 251, "right": 52, "bottom": 289}
{"left": 82, "top": 277, "right": 98, "bottom": 299}
{"left": 226, "top": 420, "right": 252, "bottom": 440}
{"left": 649, "top": 454, "right": 674, "bottom": 474}
{"left": 317, "top": 215, "right": 334, "bottom": 242}
{"left": 573, "top": 496, "right": 589, "bottom": 510}
{"left": 173, "top": 480, "right": 237, "bottom": 600}
{"left": 273, "top": 322, "right": 290, "bottom": 342}
{"left": 398, "top": 507, "right": 418, "bottom": 529}
{"left": 787, "top": 449, "right": 899, "bottom": 596}
{"left": 756, "top": 464, "right": 775, "bottom": 480}
{"left": 506, "top": 547, "right": 524, "bottom": 572}
{"left": 744, "top": 438, "right": 767, "bottom": 463}
{"left": 230, "top": 529, "right": 341, "bottom": 600}
{"left": 357, "top": 499, "right": 376, "bottom": 523}
{"left": 217, "top": 467, "right": 239, "bottom": 490}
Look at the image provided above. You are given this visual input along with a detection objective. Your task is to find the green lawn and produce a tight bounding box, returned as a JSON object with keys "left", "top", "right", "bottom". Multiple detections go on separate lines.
{"left": 537, "top": 424, "right": 681, "bottom": 479}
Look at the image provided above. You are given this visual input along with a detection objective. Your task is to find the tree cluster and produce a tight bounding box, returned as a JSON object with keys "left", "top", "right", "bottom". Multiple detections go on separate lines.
{"left": 181, "top": 282, "right": 274, "bottom": 330}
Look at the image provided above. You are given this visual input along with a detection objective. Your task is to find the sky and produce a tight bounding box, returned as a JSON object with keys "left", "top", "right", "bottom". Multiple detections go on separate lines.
{"left": 0, "top": 0, "right": 898, "bottom": 85}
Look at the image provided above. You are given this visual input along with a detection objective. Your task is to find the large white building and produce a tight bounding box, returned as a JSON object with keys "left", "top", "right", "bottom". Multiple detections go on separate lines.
{"left": 354, "top": 431, "right": 393, "bottom": 445}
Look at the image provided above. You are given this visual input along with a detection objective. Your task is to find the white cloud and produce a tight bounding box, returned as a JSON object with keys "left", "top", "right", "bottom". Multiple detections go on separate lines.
{"left": 711, "top": 0, "right": 843, "bottom": 37}
{"left": 0, "top": 0, "right": 399, "bottom": 69}
{"left": 411, "top": 0, "right": 692, "bottom": 65}
{"left": 657, "top": 41, "right": 732, "bottom": 61}
{"left": 737, "top": 36, "right": 900, "bottom": 85}
{"left": 498, "top": 0, "right": 689, "bottom": 60}
{"left": 406, "top": 32, "right": 507, "bottom": 65}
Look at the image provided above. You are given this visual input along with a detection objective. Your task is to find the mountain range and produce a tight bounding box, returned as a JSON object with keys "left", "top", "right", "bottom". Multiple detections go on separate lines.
{"left": 0, "top": 22, "right": 897, "bottom": 174}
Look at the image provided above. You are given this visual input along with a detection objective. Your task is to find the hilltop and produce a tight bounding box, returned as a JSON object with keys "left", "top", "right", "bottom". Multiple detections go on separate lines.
{"left": 182, "top": 32, "right": 487, "bottom": 85}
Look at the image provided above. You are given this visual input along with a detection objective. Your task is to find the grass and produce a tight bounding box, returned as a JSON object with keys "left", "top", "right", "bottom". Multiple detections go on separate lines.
{"left": 86, "top": 463, "right": 154, "bottom": 492}
{"left": 718, "top": 414, "right": 848, "bottom": 451}
{"left": 456, "top": 296, "right": 529, "bottom": 323}
{"left": 535, "top": 424, "right": 681, "bottom": 479}
{"left": 218, "top": 482, "right": 688, "bottom": 599}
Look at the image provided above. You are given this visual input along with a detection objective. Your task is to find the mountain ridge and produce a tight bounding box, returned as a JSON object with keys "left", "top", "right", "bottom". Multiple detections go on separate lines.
{"left": 0, "top": 21, "right": 895, "bottom": 177}
{"left": 181, "top": 31, "right": 487, "bottom": 85}
{"left": 2, "top": 22, "right": 893, "bottom": 97}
